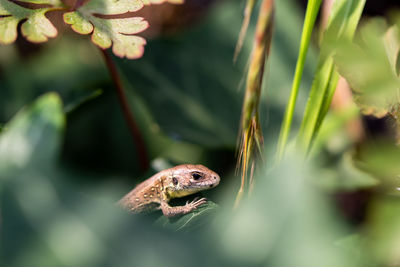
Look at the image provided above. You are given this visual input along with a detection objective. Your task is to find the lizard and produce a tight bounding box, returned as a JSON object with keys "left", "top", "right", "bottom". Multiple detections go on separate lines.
{"left": 118, "top": 164, "right": 220, "bottom": 217}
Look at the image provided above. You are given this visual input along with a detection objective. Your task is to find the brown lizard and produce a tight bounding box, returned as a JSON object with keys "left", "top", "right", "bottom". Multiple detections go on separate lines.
{"left": 118, "top": 164, "right": 220, "bottom": 217}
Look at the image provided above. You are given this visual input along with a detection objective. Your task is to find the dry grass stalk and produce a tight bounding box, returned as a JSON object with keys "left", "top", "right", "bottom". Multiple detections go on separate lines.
{"left": 235, "top": 0, "right": 274, "bottom": 208}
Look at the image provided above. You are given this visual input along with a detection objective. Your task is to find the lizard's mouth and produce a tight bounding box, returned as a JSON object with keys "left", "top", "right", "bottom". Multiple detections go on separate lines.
{"left": 171, "top": 178, "right": 220, "bottom": 198}
{"left": 188, "top": 178, "right": 220, "bottom": 190}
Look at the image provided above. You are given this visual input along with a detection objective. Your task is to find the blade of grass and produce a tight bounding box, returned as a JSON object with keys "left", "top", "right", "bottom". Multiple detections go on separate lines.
{"left": 297, "top": 0, "right": 366, "bottom": 154}
{"left": 276, "top": 0, "right": 322, "bottom": 162}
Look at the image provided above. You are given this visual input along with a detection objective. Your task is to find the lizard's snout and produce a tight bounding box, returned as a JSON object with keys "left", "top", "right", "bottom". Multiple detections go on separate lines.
{"left": 212, "top": 173, "right": 220, "bottom": 187}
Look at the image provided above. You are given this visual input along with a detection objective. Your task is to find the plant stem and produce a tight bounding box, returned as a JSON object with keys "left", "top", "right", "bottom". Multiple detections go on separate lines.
{"left": 276, "top": 0, "right": 322, "bottom": 161}
{"left": 72, "top": 0, "right": 84, "bottom": 10}
{"left": 101, "top": 49, "right": 149, "bottom": 171}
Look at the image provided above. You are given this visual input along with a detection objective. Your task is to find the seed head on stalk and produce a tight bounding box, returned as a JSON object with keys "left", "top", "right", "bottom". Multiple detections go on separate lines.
{"left": 235, "top": 0, "right": 274, "bottom": 208}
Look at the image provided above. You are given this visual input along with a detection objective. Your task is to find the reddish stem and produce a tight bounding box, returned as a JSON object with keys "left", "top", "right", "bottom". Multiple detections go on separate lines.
{"left": 100, "top": 49, "right": 149, "bottom": 171}
{"left": 72, "top": 0, "right": 84, "bottom": 10}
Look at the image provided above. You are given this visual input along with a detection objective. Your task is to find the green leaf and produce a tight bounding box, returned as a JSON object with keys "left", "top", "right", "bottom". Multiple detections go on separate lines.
{"left": 63, "top": 0, "right": 148, "bottom": 59}
{"left": 154, "top": 201, "right": 218, "bottom": 232}
{"left": 367, "top": 197, "right": 400, "bottom": 266}
{"left": 0, "top": 92, "right": 65, "bottom": 176}
{"left": 335, "top": 19, "right": 400, "bottom": 118}
{"left": 355, "top": 142, "right": 400, "bottom": 187}
{"left": 318, "top": 151, "right": 379, "bottom": 191}
{"left": 0, "top": 0, "right": 61, "bottom": 44}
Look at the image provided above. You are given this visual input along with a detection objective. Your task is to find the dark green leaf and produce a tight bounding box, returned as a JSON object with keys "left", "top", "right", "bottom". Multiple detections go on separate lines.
{"left": 115, "top": 0, "right": 317, "bottom": 148}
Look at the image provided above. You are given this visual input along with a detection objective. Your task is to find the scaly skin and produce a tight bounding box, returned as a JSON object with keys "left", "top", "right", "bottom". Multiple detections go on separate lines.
{"left": 118, "top": 164, "right": 220, "bottom": 217}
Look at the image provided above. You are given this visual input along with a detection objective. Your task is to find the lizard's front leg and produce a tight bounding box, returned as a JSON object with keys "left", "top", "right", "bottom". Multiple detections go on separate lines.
{"left": 160, "top": 197, "right": 207, "bottom": 217}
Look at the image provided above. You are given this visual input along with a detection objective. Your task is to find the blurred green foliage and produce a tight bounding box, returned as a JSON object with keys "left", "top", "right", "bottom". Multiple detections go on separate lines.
{"left": 1, "top": 0, "right": 400, "bottom": 267}
{"left": 0, "top": 93, "right": 354, "bottom": 267}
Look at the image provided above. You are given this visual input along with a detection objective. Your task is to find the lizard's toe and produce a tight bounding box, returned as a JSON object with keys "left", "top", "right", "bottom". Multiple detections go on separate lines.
{"left": 192, "top": 197, "right": 207, "bottom": 208}
{"left": 192, "top": 196, "right": 200, "bottom": 202}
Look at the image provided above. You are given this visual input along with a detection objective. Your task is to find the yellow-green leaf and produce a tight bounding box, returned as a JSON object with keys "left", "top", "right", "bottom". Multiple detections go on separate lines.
{"left": 63, "top": 0, "right": 148, "bottom": 59}
{"left": 0, "top": 0, "right": 61, "bottom": 44}
{"left": 142, "top": 0, "right": 183, "bottom": 5}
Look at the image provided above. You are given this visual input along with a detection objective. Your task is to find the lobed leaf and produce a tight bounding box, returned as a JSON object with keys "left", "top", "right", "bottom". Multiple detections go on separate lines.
{"left": 142, "top": 0, "right": 183, "bottom": 4}
{"left": 63, "top": 0, "right": 148, "bottom": 59}
{"left": 0, "top": 0, "right": 61, "bottom": 44}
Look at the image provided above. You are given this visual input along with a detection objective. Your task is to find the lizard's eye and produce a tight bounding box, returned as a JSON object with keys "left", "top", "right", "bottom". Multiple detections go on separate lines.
{"left": 172, "top": 177, "right": 178, "bottom": 186}
{"left": 192, "top": 173, "right": 202, "bottom": 180}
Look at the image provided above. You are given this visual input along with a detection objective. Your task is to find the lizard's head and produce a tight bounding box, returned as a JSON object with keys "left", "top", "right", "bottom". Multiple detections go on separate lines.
{"left": 165, "top": 164, "right": 220, "bottom": 198}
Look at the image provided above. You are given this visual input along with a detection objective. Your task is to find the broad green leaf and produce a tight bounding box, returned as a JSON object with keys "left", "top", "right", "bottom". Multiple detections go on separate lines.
{"left": 335, "top": 19, "right": 400, "bottom": 118}
{"left": 0, "top": 0, "right": 61, "bottom": 44}
{"left": 0, "top": 93, "right": 64, "bottom": 176}
{"left": 63, "top": 0, "right": 148, "bottom": 59}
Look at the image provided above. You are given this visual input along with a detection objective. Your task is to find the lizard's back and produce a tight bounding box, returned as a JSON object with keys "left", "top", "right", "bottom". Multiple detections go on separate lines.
{"left": 118, "top": 171, "right": 166, "bottom": 212}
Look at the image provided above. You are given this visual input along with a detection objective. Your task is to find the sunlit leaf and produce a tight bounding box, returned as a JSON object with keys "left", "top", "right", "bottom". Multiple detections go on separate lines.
{"left": 0, "top": 0, "right": 61, "bottom": 44}
{"left": 142, "top": 0, "right": 183, "bottom": 4}
{"left": 63, "top": 0, "right": 148, "bottom": 59}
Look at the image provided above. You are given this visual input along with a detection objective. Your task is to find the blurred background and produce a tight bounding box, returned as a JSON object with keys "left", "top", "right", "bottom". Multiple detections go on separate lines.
{"left": 1, "top": 0, "right": 400, "bottom": 266}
